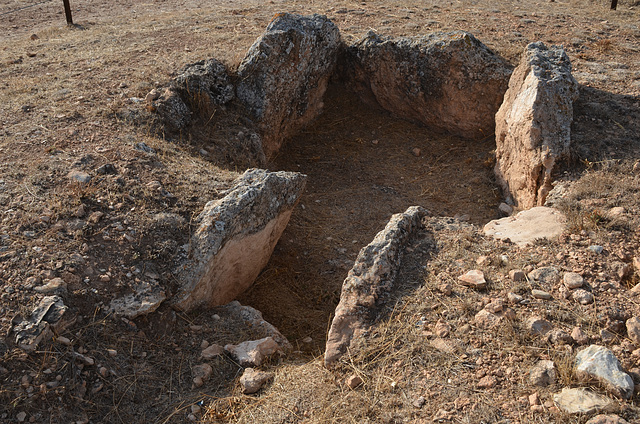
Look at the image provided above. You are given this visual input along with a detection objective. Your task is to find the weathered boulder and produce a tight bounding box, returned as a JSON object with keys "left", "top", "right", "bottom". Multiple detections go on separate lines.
{"left": 345, "top": 31, "right": 512, "bottom": 139}
{"left": 236, "top": 13, "right": 341, "bottom": 158}
{"left": 173, "top": 58, "right": 234, "bottom": 107}
{"left": 575, "top": 345, "right": 634, "bottom": 399}
{"left": 494, "top": 42, "right": 579, "bottom": 209}
{"left": 12, "top": 296, "right": 74, "bottom": 351}
{"left": 324, "top": 206, "right": 427, "bottom": 368}
{"left": 483, "top": 206, "right": 566, "bottom": 246}
{"left": 173, "top": 169, "right": 306, "bottom": 311}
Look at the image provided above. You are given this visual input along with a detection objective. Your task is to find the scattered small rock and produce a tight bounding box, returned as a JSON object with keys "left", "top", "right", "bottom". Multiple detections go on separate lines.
{"left": 589, "top": 245, "right": 604, "bottom": 254}
{"left": 225, "top": 337, "right": 281, "bottom": 367}
{"left": 434, "top": 320, "right": 451, "bottom": 338}
{"left": 531, "top": 289, "right": 551, "bottom": 300}
{"left": 563, "top": 272, "right": 584, "bottom": 289}
{"left": 201, "top": 344, "right": 224, "bottom": 359}
{"left": 509, "top": 269, "right": 526, "bottom": 282}
{"left": 345, "top": 374, "right": 363, "bottom": 389}
{"left": 68, "top": 170, "right": 91, "bottom": 184}
{"left": 626, "top": 317, "right": 640, "bottom": 346}
{"left": 528, "top": 266, "right": 559, "bottom": 284}
{"left": 571, "top": 327, "right": 589, "bottom": 345}
{"left": 526, "top": 316, "right": 552, "bottom": 336}
{"left": 192, "top": 364, "right": 213, "bottom": 388}
{"left": 412, "top": 147, "right": 421, "bottom": 157}
{"left": 412, "top": 396, "right": 426, "bottom": 408}
{"left": 585, "top": 414, "right": 630, "bottom": 424}
{"left": 475, "top": 309, "right": 501, "bottom": 329}
{"left": 573, "top": 289, "right": 594, "bottom": 305}
{"left": 458, "top": 270, "right": 487, "bottom": 290}
{"left": 529, "top": 360, "right": 556, "bottom": 386}
{"left": 507, "top": 292, "right": 523, "bottom": 303}
{"left": 34, "top": 278, "right": 67, "bottom": 295}
{"left": 240, "top": 368, "right": 274, "bottom": 394}
{"left": 477, "top": 375, "right": 497, "bottom": 389}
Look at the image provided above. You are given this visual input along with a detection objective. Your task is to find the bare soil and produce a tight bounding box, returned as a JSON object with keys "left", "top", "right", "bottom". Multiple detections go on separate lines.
{"left": 1, "top": 0, "right": 640, "bottom": 423}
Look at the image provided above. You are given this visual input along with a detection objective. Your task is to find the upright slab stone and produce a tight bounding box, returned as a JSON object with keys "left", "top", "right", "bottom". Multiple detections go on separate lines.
{"left": 495, "top": 42, "right": 579, "bottom": 209}
{"left": 173, "top": 169, "right": 306, "bottom": 311}
{"left": 324, "top": 206, "right": 427, "bottom": 368}
{"left": 236, "top": 13, "right": 341, "bottom": 158}
{"left": 345, "top": 31, "right": 512, "bottom": 139}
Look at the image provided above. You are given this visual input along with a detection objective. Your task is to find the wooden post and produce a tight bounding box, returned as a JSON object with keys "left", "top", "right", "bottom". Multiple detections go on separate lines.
{"left": 63, "top": 0, "right": 73, "bottom": 25}
{"left": 611, "top": 0, "right": 618, "bottom": 10}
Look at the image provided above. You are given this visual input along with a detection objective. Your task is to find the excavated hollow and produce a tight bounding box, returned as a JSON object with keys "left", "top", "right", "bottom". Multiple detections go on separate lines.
{"left": 237, "top": 83, "right": 502, "bottom": 354}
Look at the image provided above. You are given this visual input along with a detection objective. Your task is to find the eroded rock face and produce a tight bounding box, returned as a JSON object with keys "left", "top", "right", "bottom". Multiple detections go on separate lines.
{"left": 173, "top": 169, "right": 306, "bottom": 311}
{"left": 345, "top": 31, "right": 512, "bottom": 139}
{"left": 236, "top": 13, "right": 341, "bottom": 158}
{"left": 173, "top": 58, "right": 234, "bottom": 107}
{"left": 494, "top": 42, "right": 579, "bottom": 209}
{"left": 324, "top": 206, "right": 427, "bottom": 368}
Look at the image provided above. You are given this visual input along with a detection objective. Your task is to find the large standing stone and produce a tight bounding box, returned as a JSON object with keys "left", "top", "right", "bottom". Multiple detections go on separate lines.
{"left": 173, "top": 169, "right": 306, "bottom": 311}
{"left": 345, "top": 31, "right": 512, "bottom": 139}
{"left": 483, "top": 206, "right": 566, "bottom": 246}
{"left": 575, "top": 345, "right": 634, "bottom": 399}
{"left": 324, "top": 206, "right": 427, "bottom": 368}
{"left": 494, "top": 42, "right": 579, "bottom": 209}
{"left": 236, "top": 13, "right": 341, "bottom": 158}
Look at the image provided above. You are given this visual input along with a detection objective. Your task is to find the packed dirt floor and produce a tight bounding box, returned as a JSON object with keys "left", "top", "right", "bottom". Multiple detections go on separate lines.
{"left": 238, "top": 84, "right": 500, "bottom": 354}
{"left": 1, "top": 0, "right": 640, "bottom": 423}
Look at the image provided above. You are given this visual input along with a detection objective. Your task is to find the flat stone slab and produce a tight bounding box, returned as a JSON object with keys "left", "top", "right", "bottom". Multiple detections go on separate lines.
{"left": 553, "top": 387, "right": 614, "bottom": 414}
{"left": 483, "top": 206, "right": 566, "bottom": 246}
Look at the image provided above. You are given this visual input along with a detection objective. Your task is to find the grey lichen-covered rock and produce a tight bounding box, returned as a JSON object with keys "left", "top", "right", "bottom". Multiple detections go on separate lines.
{"left": 173, "top": 58, "right": 234, "bottom": 106}
{"left": 494, "top": 42, "right": 579, "bottom": 209}
{"left": 109, "top": 281, "right": 166, "bottom": 319}
{"left": 236, "top": 13, "right": 341, "bottom": 158}
{"left": 553, "top": 388, "right": 614, "bottom": 414}
{"left": 576, "top": 345, "right": 634, "bottom": 399}
{"left": 345, "top": 31, "right": 512, "bottom": 139}
{"left": 324, "top": 206, "right": 428, "bottom": 368}
{"left": 12, "top": 296, "right": 74, "bottom": 351}
{"left": 173, "top": 169, "right": 306, "bottom": 312}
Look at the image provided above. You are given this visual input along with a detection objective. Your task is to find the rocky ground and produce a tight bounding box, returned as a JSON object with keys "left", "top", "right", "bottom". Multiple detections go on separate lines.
{"left": 1, "top": 0, "right": 640, "bottom": 423}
